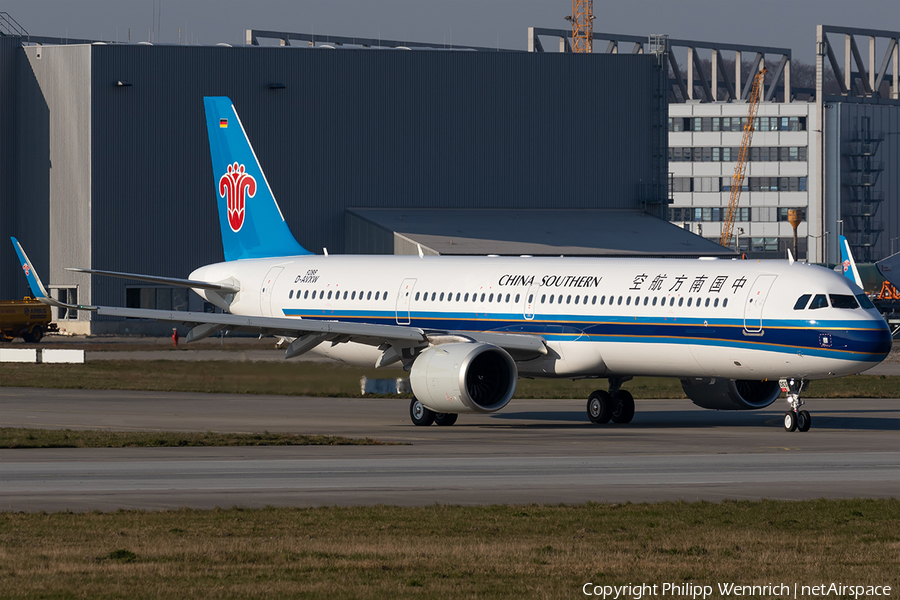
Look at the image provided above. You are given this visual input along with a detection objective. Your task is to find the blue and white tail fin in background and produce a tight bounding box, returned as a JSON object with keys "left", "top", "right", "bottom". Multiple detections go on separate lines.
{"left": 204, "top": 97, "right": 311, "bottom": 261}
{"left": 839, "top": 235, "right": 864, "bottom": 289}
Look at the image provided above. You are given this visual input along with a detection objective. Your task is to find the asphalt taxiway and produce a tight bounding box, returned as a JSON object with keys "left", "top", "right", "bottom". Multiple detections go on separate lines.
{"left": 1, "top": 388, "right": 897, "bottom": 511}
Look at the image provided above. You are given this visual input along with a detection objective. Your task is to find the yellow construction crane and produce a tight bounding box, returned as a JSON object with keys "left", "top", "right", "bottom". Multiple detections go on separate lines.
{"left": 570, "top": 0, "right": 593, "bottom": 53}
{"left": 720, "top": 67, "right": 766, "bottom": 249}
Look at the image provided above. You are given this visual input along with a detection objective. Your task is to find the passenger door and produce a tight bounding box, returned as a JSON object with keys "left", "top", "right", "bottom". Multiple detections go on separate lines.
{"left": 743, "top": 274, "right": 777, "bottom": 334}
{"left": 260, "top": 266, "right": 283, "bottom": 317}
{"left": 395, "top": 278, "right": 416, "bottom": 325}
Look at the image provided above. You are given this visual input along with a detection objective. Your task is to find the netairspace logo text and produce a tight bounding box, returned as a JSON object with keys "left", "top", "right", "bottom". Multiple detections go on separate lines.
{"left": 582, "top": 582, "right": 892, "bottom": 599}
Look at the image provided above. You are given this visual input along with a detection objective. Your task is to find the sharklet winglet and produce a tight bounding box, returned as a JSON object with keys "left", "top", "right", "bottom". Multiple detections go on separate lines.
{"left": 10, "top": 237, "right": 98, "bottom": 311}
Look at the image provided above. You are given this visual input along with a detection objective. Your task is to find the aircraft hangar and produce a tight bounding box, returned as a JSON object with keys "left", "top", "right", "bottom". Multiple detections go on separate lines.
{"left": 0, "top": 24, "right": 728, "bottom": 334}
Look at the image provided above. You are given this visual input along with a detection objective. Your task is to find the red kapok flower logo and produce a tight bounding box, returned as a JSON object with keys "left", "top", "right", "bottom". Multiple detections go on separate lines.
{"left": 218, "top": 162, "right": 257, "bottom": 232}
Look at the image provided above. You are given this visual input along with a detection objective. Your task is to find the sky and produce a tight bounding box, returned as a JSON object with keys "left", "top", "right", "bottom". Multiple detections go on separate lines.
{"left": 3, "top": 0, "right": 898, "bottom": 65}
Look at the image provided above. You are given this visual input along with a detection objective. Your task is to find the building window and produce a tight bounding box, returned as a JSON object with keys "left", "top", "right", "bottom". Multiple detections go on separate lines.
{"left": 52, "top": 287, "right": 78, "bottom": 320}
{"left": 124, "top": 287, "right": 188, "bottom": 316}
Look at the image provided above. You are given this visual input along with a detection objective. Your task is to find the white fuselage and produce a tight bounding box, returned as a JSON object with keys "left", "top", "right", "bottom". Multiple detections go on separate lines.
{"left": 191, "top": 255, "right": 892, "bottom": 381}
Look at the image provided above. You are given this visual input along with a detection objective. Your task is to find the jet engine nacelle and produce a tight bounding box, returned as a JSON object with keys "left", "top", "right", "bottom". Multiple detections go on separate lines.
{"left": 409, "top": 343, "right": 517, "bottom": 414}
{"left": 680, "top": 378, "right": 781, "bottom": 410}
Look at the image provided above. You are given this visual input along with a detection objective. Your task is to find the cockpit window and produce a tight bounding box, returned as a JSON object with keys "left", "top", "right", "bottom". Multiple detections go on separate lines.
{"left": 829, "top": 294, "right": 858, "bottom": 309}
{"left": 793, "top": 294, "right": 811, "bottom": 310}
{"left": 856, "top": 294, "right": 876, "bottom": 309}
{"left": 808, "top": 294, "right": 829, "bottom": 309}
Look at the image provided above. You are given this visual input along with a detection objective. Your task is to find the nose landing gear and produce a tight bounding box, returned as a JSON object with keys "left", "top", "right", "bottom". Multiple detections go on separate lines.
{"left": 780, "top": 378, "right": 811, "bottom": 432}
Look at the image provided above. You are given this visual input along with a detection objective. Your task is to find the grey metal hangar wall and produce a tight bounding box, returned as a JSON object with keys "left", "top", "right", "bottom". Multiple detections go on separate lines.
{"left": 12, "top": 43, "right": 666, "bottom": 329}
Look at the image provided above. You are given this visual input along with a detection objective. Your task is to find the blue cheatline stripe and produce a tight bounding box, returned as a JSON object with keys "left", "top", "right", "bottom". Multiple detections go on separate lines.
{"left": 279, "top": 307, "right": 891, "bottom": 362}
{"left": 281, "top": 307, "right": 880, "bottom": 331}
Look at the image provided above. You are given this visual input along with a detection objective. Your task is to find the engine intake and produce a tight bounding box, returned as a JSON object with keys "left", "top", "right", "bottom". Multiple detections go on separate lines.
{"left": 680, "top": 378, "right": 781, "bottom": 410}
{"left": 409, "top": 343, "right": 517, "bottom": 414}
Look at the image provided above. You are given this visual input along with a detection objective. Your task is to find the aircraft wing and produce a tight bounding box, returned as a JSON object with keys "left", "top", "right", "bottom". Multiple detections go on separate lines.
{"left": 94, "top": 306, "right": 545, "bottom": 362}
{"left": 12, "top": 237, "right": 546, "bottom": 364}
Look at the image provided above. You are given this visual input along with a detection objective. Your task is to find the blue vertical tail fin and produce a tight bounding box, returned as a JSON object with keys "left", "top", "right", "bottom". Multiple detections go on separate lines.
{"left": 204, "top": 97, "right": 311, "bottom": 261}
{"left": 839, "top": 235, "right": 863, "bottom": 289}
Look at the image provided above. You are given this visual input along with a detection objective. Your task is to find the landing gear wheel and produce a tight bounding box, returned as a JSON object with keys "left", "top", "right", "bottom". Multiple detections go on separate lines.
{"left": 22, "top": 326, "right": 43, "bottom": 343}
{"left": 587, "top": 390, "right": 612, "bottom": 424}
{"left": 434, "top": 412, "right": 458, "bottom": 427}
{"left": 783, "top": 411, "right": 797, "bottom": 432}
{"left": 610, "top": 390, "right": 635, "bottom": 424}
{"left": 797, "top": 410, "right": 811, "bottom": 432}
{"left": 409, "top": 398, "right": 435, "bottom": 427}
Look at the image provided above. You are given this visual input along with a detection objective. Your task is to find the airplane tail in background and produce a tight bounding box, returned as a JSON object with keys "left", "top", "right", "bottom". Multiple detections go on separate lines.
{"left": 204, "top": 97, "right": 311, "bottom": 261}
{"left": 838, "top": 235, "right": 864, "bottom": 289}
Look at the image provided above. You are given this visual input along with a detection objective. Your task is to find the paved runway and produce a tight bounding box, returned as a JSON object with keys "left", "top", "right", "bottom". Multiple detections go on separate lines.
{"left": 0, "top": 388, "right": 897, "bottom": 511}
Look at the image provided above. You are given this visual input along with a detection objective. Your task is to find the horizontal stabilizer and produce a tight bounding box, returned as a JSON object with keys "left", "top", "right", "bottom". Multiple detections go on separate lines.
{"left": 66, "top": 268, "right": 241, "bottom": 293}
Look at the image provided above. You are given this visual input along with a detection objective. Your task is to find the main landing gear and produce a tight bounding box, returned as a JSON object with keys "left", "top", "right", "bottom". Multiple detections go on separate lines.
{"left": 587, "top": 377, "right": 635, "bottom": 425}
{"left": 780, "top": 378, "right": 811, "bottom": 432}
{"left": 409, "top": 398, "right": 458, "bottom": 427}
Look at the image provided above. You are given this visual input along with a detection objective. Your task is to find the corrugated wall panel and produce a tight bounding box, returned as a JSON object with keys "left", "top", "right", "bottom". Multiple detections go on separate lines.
{"left": 0, "top": 37, "right": 19, "bottom": 298}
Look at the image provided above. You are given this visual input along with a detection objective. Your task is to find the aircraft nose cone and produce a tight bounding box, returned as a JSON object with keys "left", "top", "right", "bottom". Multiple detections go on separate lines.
{"left": 870, "top": 319, "right": 894, "bottom": 360}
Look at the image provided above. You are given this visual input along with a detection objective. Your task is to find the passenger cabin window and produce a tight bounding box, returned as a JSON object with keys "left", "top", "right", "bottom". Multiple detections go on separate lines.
{"left": 723, "top": 298, "right": 728, "bottom": 307}
{"left": 829, "top": 294, "right": 858, "bottom": 309}
{"left": 856, "top": 294, "right": 875, "bottom": 309}
{"left": 366, "top": 292, "right": 372, "bottom": 300}
{"left": 793, "top": 294, "right": 811, "bottom": 310}
{"left": 809, "top": 294, "right": 828, "bottom": 309}
{"left": 289, "top": 290, "right": 294, "bottom": 299}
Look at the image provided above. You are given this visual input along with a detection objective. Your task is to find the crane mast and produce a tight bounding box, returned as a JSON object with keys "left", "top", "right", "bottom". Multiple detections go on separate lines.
{"left": 571, "top": 0, "right": 593, "bottom": 53}
{"left": 720, "top": 67, "right": 766, "bottom": 249}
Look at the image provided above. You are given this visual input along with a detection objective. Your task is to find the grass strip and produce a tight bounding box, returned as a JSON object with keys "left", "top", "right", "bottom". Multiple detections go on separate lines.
{"left": 0, "top": 500, "right": 896, "bottom": 599}
{"left": 1, "top": 360, "right": 897, "bottom": 398}
{"left": 0, "top": 428, "right": 393, "bottom": 449}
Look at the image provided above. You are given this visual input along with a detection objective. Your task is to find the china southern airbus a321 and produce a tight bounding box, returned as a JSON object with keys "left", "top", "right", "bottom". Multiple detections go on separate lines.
{"left": 12, "top": 97, "right": 892, "bottom": 433}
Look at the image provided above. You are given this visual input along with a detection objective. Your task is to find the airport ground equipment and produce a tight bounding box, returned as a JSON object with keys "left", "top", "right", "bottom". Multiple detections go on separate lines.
{"left": 0, "top": 297, "right": 57, "bottom": 342}
{"left": 720, "top": 68, "right": 766, "bottom": 249}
